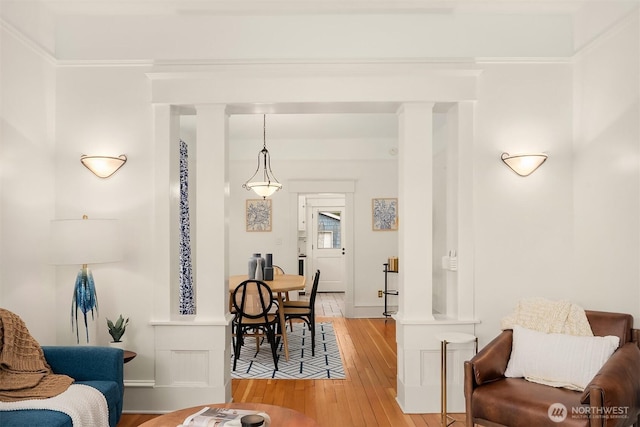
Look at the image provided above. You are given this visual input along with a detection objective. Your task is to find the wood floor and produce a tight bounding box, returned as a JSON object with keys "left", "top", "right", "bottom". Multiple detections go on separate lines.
{"left": 117, "top": 294, "right": 465, "bottom": 427}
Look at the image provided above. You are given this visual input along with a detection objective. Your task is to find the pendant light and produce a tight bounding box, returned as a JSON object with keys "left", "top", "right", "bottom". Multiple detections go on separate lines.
{"left": 242, "top": 114, "right": 283, "bottom": 198}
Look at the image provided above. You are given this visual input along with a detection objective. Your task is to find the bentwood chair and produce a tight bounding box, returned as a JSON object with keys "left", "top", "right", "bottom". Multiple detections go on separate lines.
{"left": 273, "top": 265, "right": 288, "bottom": 302}
{"left": 232, "top": 279, "right": 280, "bottom": 371}
{"left": 272, "top": 265, "right": 293, "bottom": 328}
{"left": 282, "top": 270, "right": 320, "bottom": 356}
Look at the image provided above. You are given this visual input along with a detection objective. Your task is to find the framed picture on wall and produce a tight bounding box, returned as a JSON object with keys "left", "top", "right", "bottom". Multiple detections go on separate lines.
{"left": 372, "top": 198, "right": 398, "bottom": 231}
{"left": 246, "top": 199, "right": 272, "bottom": 232}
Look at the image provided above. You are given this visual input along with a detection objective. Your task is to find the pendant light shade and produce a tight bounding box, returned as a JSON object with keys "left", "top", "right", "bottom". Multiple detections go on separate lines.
{"left": 501, "top": 152, "right": 548, "bottom": 177}
{"left": 243, "top": 115, "right": 282, "bottom": 198}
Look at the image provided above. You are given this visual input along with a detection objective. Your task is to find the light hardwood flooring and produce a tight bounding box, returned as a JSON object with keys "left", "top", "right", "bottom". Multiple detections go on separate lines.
{"left": 117, "top": 294, "right": 465, "bottom": 427}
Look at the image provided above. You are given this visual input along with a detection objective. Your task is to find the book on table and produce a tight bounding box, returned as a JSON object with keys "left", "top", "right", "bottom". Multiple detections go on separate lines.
{"left": 180, "top": 406, "right": 268, "bottom": 427}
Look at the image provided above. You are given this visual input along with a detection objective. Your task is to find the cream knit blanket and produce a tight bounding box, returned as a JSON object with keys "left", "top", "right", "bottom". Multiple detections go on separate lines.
{"left": 0, "top": 384, "right": 109, "bottom": 427}
{"left": 501, "top": 297, "right": 593, "bottom": 336}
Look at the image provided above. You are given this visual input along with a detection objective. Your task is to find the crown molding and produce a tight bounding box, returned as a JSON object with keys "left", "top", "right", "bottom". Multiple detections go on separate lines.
{"left": 571, "top": 6, "right": 639, "bottom": 61}
{"left": 2, "top": 5, "right": 636, "bottom": 68}
{"left": 0, "top": 18, "right": 57, "bottom": 65}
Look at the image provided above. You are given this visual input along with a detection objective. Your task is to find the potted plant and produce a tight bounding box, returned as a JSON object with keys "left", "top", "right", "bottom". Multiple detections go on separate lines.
{"left": 106, "top": 314, "right": 129, "bottom": 348}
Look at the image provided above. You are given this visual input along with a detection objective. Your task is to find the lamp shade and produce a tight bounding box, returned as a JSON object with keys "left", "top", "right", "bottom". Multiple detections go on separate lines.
{"left": 501, "top": 153, "right": 548, "bottom": 177}
{"left": 245, "top": 181, "right": 283, "bottom": 198}
{"left": 80, "top": 155, "right": 127, "bottom": 178}
{"left": 50, "top": 218, "right": 122, "bottom": 265}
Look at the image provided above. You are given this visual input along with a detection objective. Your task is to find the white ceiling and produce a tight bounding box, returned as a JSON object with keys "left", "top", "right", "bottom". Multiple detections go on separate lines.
{"left": 2, "top": 0, "right": 590, "bottom": 16}
{"left": 2, "top": 0, "right": 637, "bottom": 62}
{"left": 228, "top": 112, "right": 399, "bottom": 140}
{"left": 1, "top": 0, "right": 637, "bottom": 142}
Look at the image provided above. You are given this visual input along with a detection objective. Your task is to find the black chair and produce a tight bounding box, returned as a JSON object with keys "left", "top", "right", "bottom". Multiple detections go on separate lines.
{"left": 282, "top": 270, "right": 320, "bottom": 356}
{"left": 232, "top": 279, "right": 280, "bottom": 371}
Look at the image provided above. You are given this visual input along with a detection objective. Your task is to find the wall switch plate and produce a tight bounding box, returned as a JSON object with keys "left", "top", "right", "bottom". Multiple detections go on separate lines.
{"left": 441, "top": 254, "right": 458, "bottom": 271}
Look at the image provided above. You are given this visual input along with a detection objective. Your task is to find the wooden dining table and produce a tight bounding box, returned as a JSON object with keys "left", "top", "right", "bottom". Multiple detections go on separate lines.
{"left": 229, "top": 274, "right": 306, "bottom": 361}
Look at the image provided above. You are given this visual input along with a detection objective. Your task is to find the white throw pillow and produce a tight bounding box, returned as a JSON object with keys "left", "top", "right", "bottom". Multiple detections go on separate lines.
{"left": 504, "top": 325, "right": 619, "bottom": 391}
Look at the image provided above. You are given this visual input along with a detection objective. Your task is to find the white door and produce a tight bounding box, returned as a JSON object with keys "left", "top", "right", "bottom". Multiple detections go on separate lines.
{"left": 311, "top": 206, "right": 346, "bottom": 292}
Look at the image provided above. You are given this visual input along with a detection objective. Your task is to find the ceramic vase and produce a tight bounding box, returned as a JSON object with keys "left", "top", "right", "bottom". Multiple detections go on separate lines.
{"left": 248, "top": 253, "right": 265, "bottom": 279}
{"left": 255, "top": 258, "right": 264, "bottom": 280}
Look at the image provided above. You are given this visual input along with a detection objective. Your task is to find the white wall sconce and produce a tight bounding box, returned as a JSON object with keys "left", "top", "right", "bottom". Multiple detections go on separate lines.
{"left": 501, "top": 152, "right": 548, "bottom": 177}
{"left": 81, "top": 154, "right": 127, "bottom": 178}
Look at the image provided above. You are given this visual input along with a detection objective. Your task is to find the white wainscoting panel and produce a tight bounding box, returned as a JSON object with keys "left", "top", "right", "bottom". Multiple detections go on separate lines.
{"left": 122, "top": 321, "right": 231, "bottom": 413}
{"left": 395, "top": 319, "right": 478, "bottom": 413}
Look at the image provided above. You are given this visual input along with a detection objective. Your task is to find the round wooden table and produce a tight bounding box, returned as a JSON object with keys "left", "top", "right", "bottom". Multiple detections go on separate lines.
{"left": 138, "top": 402, "right": 320, "bottom": 427}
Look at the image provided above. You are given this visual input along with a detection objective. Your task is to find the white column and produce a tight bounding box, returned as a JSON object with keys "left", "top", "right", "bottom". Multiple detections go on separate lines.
{"left": 152, "top": 104, "right": 180, "bottom": 320}
{"left": 194, "top": 104, "right": 229, "bottom": 321}
{"left": 396, "top": 102, "right": 435, "bottom": 321}
{"left": 445, "top": 105, "right": 460, "bottom": 319}
{"left": 456, "top": 101, "right": 476, "bottom": 320}
{"left": 395, "top": 102, "right": 477, "bottom": 414}
{"left": 143, "top": 104, "right": 232, "bottom": 410}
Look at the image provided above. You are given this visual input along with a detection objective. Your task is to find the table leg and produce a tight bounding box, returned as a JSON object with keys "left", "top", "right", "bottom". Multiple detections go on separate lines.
{"left": 277, "top": 293, "right": 290, "bottom": 361}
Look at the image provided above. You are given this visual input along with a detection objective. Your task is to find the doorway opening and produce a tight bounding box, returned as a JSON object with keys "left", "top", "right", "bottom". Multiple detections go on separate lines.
{"left": 296, "top": 191, "right": 351, "bottom": 318}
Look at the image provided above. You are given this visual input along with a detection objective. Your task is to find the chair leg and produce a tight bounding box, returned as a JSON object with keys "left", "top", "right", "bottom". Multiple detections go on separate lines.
{"left": 310, "top": 318, "right": 315, "bottom": 356}
{"left": 274, "top": 319, "right": 282, "bottom": 348}
{"left": 233, "top": 326, "right": 243, "bottom": 371}
{"left": 255, "top": 328, "right": 261, "bottom": 352}
{"left": 307, "top": 313, "right": 316, "bottom": 356}
{"left": 267, "top": 326, "right": 279, "bottom": 370}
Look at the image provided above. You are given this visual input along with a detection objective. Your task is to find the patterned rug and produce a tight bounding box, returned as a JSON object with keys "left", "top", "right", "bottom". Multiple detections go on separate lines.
{"left": 231, "top": 321, "right": 345, "bottom": 379}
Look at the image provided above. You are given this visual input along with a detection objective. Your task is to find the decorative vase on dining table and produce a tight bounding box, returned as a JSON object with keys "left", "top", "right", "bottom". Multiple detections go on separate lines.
{"left": 254, "top": 258, "right": 264, "bottom": 280}
{"left": 264, "top": 253, "right": 274, "bottom": 281}
{"left": 248, "top": 253, "right": 265, "bottom": 279}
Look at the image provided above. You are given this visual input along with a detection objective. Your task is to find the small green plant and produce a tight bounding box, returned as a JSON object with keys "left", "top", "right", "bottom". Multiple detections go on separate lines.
{"left": 106, "top": 315, "right": 129, "bottom": 342}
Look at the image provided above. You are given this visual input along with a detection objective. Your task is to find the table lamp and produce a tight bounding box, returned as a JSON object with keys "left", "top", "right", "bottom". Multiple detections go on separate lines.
{"left": 50, "top": 215, "right": 122, "bottom": 343}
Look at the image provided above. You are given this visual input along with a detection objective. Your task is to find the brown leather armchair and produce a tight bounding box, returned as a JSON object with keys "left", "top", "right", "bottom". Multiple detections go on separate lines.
{"left": 464, "top": 310, "right": 640, "bottom": 427}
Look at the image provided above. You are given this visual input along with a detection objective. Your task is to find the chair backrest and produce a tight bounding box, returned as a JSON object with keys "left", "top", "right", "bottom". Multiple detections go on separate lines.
{"left": 308, "top": 270, "right": 321, "bottom": 307}
{"left": 273, "top": 265, "right": 285, "bottom": 275}
{"left": 232, "top": 280, "right": 275, "bottom": 321}
{"left": 585, "top": 310, "right": 634, "bottom": 346}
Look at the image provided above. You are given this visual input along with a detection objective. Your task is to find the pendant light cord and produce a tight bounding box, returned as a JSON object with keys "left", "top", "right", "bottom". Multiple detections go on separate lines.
{"left": 263, "top": 114, "right": 267, "bottom": 149}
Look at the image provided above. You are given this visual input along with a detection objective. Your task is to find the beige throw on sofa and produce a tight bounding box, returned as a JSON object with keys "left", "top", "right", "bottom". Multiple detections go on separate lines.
{"left": 0, "top": 308, "right": 73, "bottom": 402}
{"left": 500, "top": 297, "right": 593, "bottom": 336}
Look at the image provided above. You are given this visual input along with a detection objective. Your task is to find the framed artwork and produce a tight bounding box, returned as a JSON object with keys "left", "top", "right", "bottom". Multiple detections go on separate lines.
{"left": 246, "top": 199, "right": 272, "bottom": 232}
{"left": 372, "top": 198, "right": 398, "bottom": 231}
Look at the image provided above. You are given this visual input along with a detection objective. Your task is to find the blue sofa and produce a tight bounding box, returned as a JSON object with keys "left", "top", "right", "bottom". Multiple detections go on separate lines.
{"left": 0, "top": 346, "right": 124, "bottom": 427}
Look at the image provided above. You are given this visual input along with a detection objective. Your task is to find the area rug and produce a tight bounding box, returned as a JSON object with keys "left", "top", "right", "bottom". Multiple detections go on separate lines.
{"left": 231, "top": 321, "right": 345, "bottom": 379}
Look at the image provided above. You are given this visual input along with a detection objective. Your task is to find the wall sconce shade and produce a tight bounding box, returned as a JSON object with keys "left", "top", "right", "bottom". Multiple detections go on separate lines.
{"left": 501, "top": 152, "right": 548, "bottom": 177}
{"left": 81, "top": 154, "right": 127, "bottom": 178}
{"left": 243, "top": 115, "right": 282, "bottom": 198}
